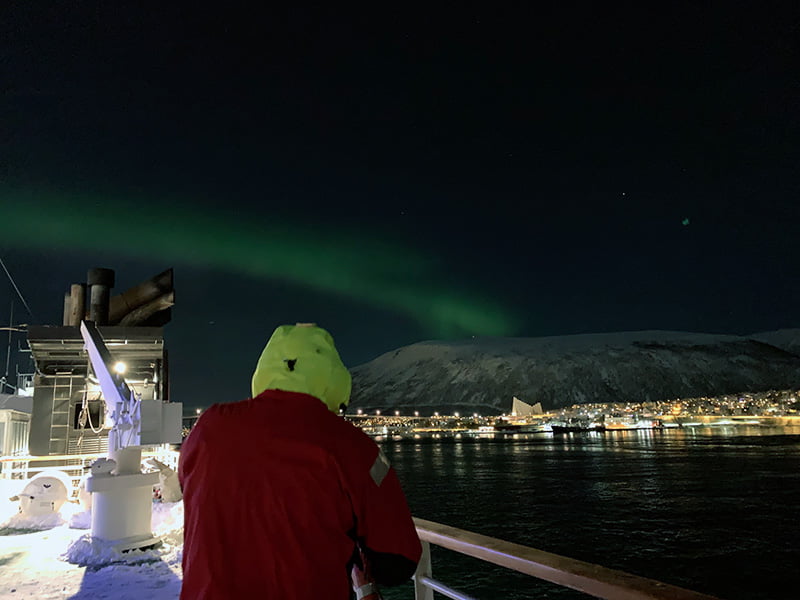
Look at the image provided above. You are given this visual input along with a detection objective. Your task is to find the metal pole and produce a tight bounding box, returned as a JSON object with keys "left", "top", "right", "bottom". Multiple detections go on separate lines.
{"left": 416, "top": 576, "right": 478, "bottom": 600}
{"left": 413, "top": 541, "right": 435, "bottom": 600}
{"left": 3, "top": 302, "right": 12, "bottom": 392}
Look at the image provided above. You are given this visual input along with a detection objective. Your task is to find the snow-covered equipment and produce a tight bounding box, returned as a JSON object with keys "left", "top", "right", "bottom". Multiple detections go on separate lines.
{"left": 79, "top": 320, "right": 182, "bottom": 551}
{"left": 77, "top": 473, "right": 92, "bottom": 511}
{"left": 11, "top": 469, "right": 72, "bottom": 517}
{"left": 146, "top": 458, "right": 182, "bottom": 503}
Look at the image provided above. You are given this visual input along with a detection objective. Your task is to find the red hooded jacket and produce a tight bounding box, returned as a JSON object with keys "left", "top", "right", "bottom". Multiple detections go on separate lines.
{"left": 179, "top": 389, "right": 421, "bottom": 599}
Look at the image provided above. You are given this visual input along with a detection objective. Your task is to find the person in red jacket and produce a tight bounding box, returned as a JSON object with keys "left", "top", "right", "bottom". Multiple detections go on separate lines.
{"left": 179, "top": 323, "right": 421, "bottom": 599}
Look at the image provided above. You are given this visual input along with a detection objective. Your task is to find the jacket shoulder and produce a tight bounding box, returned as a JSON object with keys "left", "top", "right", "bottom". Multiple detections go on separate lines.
{"left": 323, "top": 414, "right": 380, "bottom": 461}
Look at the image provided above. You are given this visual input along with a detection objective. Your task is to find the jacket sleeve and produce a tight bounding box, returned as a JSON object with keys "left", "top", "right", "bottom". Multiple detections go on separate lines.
{"left": 178, "top": 407, "right": 214, "bottom": 491}
{"left": 342, "top": 440, "right": 422, "bottom": 586}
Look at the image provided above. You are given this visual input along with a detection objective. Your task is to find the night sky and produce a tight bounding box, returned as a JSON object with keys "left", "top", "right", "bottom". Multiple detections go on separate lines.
{"left": 1, "top": 4, "right": 798, "bottom": 409}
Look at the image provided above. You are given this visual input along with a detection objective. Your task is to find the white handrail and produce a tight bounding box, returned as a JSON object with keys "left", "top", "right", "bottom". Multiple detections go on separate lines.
{"left": 412, "top": 518, "right": 723, "bottom": 600}
{"left": 416, "top": 573, "right": 477, "bottom": 600}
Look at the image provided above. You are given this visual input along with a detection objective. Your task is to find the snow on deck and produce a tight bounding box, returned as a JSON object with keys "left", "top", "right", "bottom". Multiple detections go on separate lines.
{"left": 0, "top": 480, "right": 183, "bottom": 599}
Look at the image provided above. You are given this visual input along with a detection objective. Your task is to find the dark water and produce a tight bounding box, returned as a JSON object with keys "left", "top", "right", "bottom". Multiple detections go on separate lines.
{"left": 378, "top": 427, "right": 800, "bottom": 600}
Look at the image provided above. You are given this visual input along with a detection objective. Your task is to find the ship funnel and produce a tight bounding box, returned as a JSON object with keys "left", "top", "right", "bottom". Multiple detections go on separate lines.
{"left": 87, "top": 268, "right": 115, "bottom": 325}
{"left": 108, "top": 268, "right": 174, "bottom": 326}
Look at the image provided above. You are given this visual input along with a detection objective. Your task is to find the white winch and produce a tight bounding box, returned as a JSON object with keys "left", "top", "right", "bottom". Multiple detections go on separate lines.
{"left": 79, "top": 320, "right": 182, "bottom": 551}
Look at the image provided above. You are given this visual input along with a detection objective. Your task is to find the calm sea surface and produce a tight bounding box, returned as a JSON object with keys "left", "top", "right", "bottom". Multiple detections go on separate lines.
{"left": 377, "top": 426, "right": 800, "bottom": 600}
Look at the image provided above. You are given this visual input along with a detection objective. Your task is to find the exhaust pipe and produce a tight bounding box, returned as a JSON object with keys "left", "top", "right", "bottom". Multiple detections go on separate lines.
{"left": 87, "top": 268, "right": 115, "bottom": 325}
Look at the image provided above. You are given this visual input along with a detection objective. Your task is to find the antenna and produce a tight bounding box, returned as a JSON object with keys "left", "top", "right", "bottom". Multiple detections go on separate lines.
{"left": 2, "top": 301, "right": 12, "bottom": 393}
{"left": 0, "top": 257, "right": 36, "bottom": 322}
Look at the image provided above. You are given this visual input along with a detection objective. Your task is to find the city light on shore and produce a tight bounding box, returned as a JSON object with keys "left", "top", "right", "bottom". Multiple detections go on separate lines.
{"left": 333, "top": 389, "right": 800, "bottom": 441}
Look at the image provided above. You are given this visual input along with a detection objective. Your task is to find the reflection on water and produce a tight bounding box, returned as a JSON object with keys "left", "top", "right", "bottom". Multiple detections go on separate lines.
{"left": 380, "top": 427, "right": 800, "bottom": 600}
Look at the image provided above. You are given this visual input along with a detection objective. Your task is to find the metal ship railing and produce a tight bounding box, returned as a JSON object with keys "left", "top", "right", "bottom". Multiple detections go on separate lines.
{"left": 0, "top": 448, "right": 179, "bottom": 500}
{"left": 412, "top": 518, "right": 721, "bottom": 600}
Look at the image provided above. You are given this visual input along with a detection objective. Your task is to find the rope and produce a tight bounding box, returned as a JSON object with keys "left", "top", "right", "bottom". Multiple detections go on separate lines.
{"left": 79, "top": 390, "right": 106, "bottom": 435}
{"left": 0, "top": 257, "right": 37, "bottom": 322}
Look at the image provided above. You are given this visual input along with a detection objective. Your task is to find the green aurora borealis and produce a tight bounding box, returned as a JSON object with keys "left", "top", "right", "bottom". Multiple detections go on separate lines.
{"left": 1, "top": 189, "right": 519, "bottom": 337}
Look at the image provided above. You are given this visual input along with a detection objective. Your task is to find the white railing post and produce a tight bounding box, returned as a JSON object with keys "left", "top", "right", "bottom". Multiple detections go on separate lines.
{"left": 413, "top": 540, "right": 434, "bottom": 600}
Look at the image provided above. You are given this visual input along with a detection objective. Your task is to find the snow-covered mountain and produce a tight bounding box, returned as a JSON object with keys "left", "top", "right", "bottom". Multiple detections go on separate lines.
{"left": 751, "top": 329, "right": 800, "bottom": 355}
{"left": 349, "top": 330, "right": 800, "bottom": 414}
